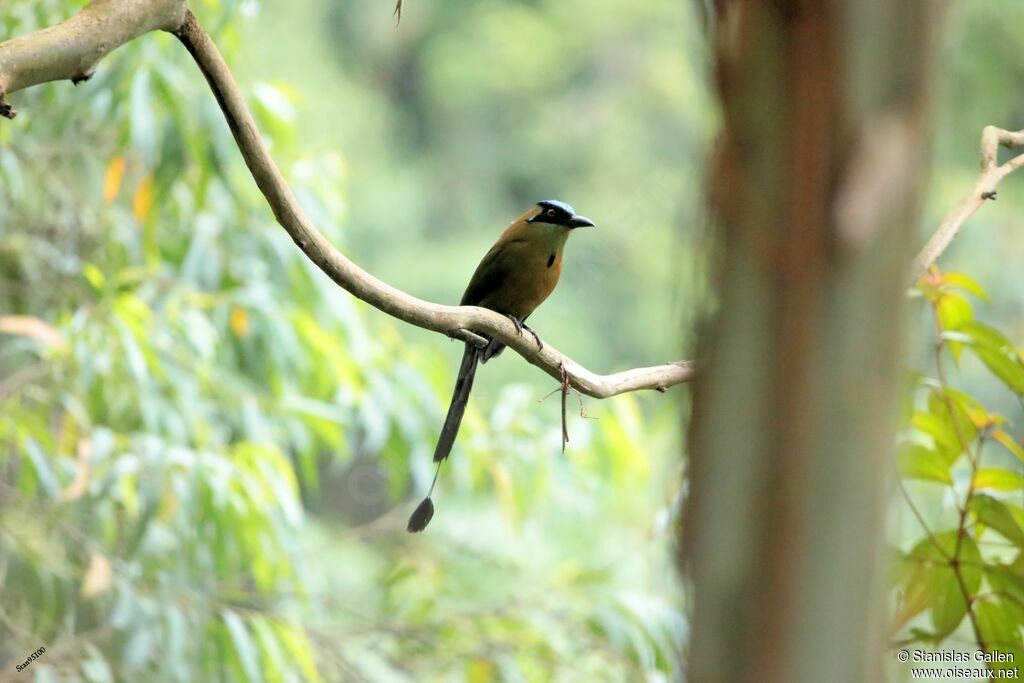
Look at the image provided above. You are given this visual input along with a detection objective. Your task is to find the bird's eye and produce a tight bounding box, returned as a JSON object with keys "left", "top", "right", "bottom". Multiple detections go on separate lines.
{"left": 547, "top": 209, "right": 557, "bottom": 217}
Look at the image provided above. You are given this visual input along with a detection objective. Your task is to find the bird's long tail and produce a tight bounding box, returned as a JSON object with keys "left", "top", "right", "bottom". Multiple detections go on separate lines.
{"left": 407, "top": 344, "right": 480, "bottom": 533}
{"left": 433, "top": 344, "right": 480, "bottom": 463}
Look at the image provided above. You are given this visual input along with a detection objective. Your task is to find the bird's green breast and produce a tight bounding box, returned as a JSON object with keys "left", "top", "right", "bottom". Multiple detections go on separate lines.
{"left": 465, "top": 223, "right": 571, "bottom": 320}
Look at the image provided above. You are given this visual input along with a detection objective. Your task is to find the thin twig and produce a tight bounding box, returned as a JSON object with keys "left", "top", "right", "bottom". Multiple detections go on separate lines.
{"left": 559, "top": 362, "right": 569, "bottom": 452}
{"left": 897, "top": 479, "right": 949, "bottom": 560}
{"left": 913, "top": 126, "right": 1024, "bottom": 278}
{"left": 928, "top": 298, "right": 988, "bottom": 654}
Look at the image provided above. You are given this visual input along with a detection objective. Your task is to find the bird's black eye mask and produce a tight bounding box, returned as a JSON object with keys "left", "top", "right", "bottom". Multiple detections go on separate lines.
{"left": 529, "top": 200, "right": 596, "bottom": 229}
{"left": 529, "top": 200, "right": 575, "bottom": 226}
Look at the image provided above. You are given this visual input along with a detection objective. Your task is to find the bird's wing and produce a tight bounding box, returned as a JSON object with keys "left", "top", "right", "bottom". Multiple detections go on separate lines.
{"left": 459, "top": 238, "right": 525, "bottom": 307}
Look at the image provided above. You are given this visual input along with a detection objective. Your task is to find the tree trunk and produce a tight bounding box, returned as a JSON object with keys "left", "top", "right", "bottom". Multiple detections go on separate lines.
{"left": 681, "top": 2, "right": 945, "bottom": 681}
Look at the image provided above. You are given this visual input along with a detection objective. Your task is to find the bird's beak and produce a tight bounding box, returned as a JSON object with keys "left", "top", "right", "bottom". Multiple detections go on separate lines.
{"left": 567, "top": 214, "right": 595, "bottom": 229}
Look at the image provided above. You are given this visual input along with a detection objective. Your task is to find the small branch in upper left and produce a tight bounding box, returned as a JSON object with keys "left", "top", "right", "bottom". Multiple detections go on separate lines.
{"left": 0, "top": 0, "right": 698, "bottom": 399}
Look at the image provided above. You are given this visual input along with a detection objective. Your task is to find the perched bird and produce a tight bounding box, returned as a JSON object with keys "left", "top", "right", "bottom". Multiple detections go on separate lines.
{"left": 407, "top": 199, "right": 595, "bottom": 532}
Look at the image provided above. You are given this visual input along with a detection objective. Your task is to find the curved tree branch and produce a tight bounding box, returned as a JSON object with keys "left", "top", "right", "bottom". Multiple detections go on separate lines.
{"left": 0, "top": 2, "right": 696, "bottom": 398}
{"left": 912, "top": 126, "right": 1024, "bottom": 278}
{"left": 0, "top": 0, "right": 187, "bottom": 118}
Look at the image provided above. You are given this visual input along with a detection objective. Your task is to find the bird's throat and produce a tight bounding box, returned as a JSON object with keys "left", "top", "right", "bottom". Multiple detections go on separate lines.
{"left": 532, "top": 222, "right": 571, "bottom": 253}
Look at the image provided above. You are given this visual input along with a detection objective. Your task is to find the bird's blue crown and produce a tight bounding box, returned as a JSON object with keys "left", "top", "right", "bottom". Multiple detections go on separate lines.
{"left": 537, "top": 199, "right": 575, "bottom": 215}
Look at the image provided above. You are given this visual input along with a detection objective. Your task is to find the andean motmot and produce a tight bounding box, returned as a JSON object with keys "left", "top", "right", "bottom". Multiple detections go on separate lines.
{"left": 407, "top": 199, "right": 595, "bottom": 532}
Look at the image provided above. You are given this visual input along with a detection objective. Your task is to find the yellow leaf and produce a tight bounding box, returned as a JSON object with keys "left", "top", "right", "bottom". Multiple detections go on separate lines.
{"left": 83, "top": 263, "right": 105, "bottom": 292}
{"left": 230, "top": 306, "right": 250, "bottom": 337}
{"left": 993, "top": 429, "right": 1024, "bottom": 464}
{"left": 103, "top": 156, "right": 126, "bottom": 203}
{"left": 973, "top": 468, "right": 1024, "bottom": 491}
{"left": 467, "top": 659, "right": 494, "bottom": 683}
{"left": 81, "top": 552, "right": 112, "bottom": 598}
{"left": 132, "top": 175, "right": 154, "bottom": 222}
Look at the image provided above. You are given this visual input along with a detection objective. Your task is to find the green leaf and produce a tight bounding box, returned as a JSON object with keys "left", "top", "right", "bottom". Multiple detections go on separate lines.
{"left": 911, "top": 410, "right": 962, "bottom": 464}
{"left": 942, "top": 386, "right": 995, "bottom": 429}
{"left": 973, "top": 494, "right": 1024, "bottom": 546}
{"left": 974, "top": 468, "right": 1024, "bottom": 492}
{"left": 942, "top": 386, "right": 986, "bottom": 417}
{"left": 937, "top": 292, "right": 973, "bottom": 332}
{"left": 901, "top": 532, "right": 983, "bottom": 639}
{"left": 250, "top": 617, "right": 288, "bottom": 683}
{"left": 941, "top": 330, "right": 973, "bottom": 345}
{"left": 222, "top": 611, "right": 263, "bottom": 683}
{"left": 928, "top": 390, "right": 978, "bottom": 448}
{"left": 974, "top": 598, "right": 1024, "bottom": 671}
{"left": 973, "top": 347, "right": 1024, "bottom": 395}
{"left": 959, "top": 320, "right": 1015, "bottom": 349}
{"left": 83, "top": 263, "right": 105, "bottom": 293}
{"left": 275, "top": 621, "right": 321, "bottom": 683}
{"left": 934, "top": 535, "right": 982, "bottom": 638}
{"left": 253, "top": 83, "right": 296, "bottom": 126}
{"left": 22, "top": 437, "right": 59, "bottom": 497}
{"left": 993, "top": 429, "right": 1024, "bottom": 464}
{"left": 957, "top": 322, "right": 1024, "bottom": 394}
{"left": 899, "top": 445, "right": 952, "bottom": 484}
{"left": 986, "top": 557, "right": 1024, "bottom": 608}
{"left": 943, "top": 272, "right": 990, "bottom": 302}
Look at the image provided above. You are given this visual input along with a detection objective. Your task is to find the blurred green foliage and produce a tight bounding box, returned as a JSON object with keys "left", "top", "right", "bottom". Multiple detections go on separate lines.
{"left": 893, "top": 271, "right": 1024, "bottom": 675}
{"left": 889, "top": 3, "right": 1024, "bottom": 671}
{"left": 6, "top": 0, "right": 1024, "bottom": 680}
{"left": 0, "top": 1, "right": 685, "bottom": 681}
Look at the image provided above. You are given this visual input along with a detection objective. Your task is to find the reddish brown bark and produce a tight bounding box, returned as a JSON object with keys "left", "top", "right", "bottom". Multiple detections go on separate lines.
{"left": 682, "top": 2, "right": 945, "bottom": 681}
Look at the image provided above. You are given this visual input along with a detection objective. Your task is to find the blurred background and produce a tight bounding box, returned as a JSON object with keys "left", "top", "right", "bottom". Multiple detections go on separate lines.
{"left": 1, "top": 0, "right": 1023, "bottom": 680}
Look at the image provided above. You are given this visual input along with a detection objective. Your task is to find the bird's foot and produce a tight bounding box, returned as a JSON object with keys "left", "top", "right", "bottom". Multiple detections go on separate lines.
{"left": 522, "top": 323, "right": 543, "bottom": 351}
{"left": 504, "top": 315, "right": 543, "bottom": 350}
{"left": 504, "top": 314, "right": 524, "bottom": 335}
